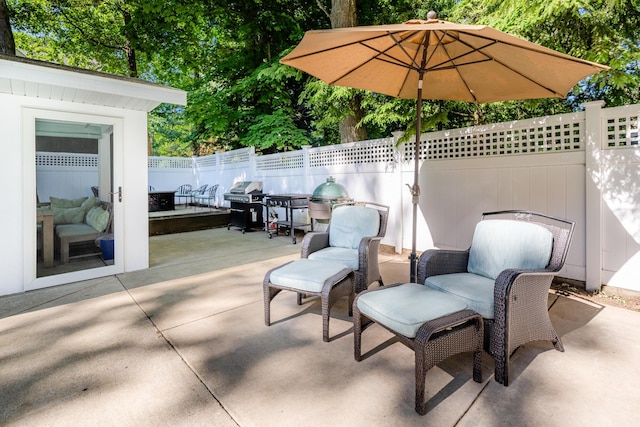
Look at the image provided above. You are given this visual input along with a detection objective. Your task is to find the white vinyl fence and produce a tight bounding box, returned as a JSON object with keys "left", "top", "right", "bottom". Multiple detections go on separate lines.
{"left": 37, "top": 101, "right": 640, "bottom": 292}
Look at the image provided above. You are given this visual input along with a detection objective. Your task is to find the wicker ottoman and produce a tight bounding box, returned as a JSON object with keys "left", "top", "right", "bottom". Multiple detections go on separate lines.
{"left": 354, "top": 285, "right": 484, "bottom": 415}
{"left": 264, "top": 259, "right": 355, "bottom": 342}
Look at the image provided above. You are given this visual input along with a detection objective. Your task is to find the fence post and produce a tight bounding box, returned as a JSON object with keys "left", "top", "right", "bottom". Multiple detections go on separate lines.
{"left": 584, "top": 100, "right": 605, "bottom": 292}
{"left": 302, "top": 145, "right": 311, "bottom": 194}
{"left": 248, "top": 146, "right": 256, "bottom": 181}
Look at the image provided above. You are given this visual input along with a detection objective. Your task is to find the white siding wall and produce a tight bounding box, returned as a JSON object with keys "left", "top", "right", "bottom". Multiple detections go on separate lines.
{"left": 3, "top": 94, "right": 151, "bottom": 296}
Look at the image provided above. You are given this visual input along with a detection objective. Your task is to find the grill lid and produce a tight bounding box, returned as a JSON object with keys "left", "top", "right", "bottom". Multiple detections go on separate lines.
{"left": 311, "top": 176, "right": 348, "bottom": 201}
{"left": 229, "top": 181, "right": 263, "bottom": 194}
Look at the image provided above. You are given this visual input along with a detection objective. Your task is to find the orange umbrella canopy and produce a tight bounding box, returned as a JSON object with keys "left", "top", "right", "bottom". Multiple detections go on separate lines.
{"left": 281, "top": 18, "right": 609, "bottom": 103}
{"left": 281, "top": 15, "right": 609, "bottom": 281}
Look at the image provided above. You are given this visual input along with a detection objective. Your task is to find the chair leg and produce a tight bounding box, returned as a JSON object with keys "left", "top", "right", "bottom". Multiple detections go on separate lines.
{"left": 473, "top": 345, "right": 483, "bottom": 383}
{"left": 353, "top": 307, "right": 363, "bottom": 361}
{"left": 321, "top": 292, "right": 330, "bottom": 343}
{"left": 552, "top": 335, "right": 565, "bottom": 352}
{"left": 263, "top": 285, "right": 281, "bottom": 327}
{"left": 494, "top": 349, "right": 509, "bottom": 386}
{"left": 415, "top": 345, "right": 428, "bottom": 415}
{"left": 60, "top": 237, "right": 70, "bottom": 264}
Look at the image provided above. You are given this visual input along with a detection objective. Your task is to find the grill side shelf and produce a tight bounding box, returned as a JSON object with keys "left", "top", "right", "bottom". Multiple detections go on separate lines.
{"left": 264, "top": 194, "right": 311, "bottom": 244}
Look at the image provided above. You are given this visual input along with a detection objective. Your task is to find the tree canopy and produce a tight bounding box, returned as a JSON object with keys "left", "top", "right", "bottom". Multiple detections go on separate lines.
{"left": 5, "top": 0, "right": 639, "bottom": 156}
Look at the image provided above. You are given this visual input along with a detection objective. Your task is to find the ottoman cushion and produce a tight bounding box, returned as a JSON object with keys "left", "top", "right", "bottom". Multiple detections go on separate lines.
{"left": 356, "top": 284, "right": 468, "bottom": 338}
{"left": 270, "top": 259, "right": 351, "bottom": 293}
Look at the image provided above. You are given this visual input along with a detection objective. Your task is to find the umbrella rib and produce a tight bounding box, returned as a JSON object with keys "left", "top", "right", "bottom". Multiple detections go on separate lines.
{"left": 284, "top": 31, "right": 411, "bottom": 62}
{"left": 427, "top": 32, "right": 486, "bottom": 102}
{"left": 439, "top": 33, "right": 566, "bottom": 97}
{"left": 326, "top": 31, "right": 424, "bottom": 87}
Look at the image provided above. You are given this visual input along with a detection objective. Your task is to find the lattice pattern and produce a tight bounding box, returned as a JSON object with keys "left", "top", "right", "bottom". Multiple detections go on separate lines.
{"left": 148, "top": 156, "right": 193, "bottom": 169}
{"left": 605, "top": 115, "right": 639, "bottom": 148}
{"left": 219, "top": 148, "right": 251, "bottom": 165}
{"left": 309, "top": 138, "right": 395, "bottom": 167}
{"left": 256, "top": 152, "right": 304, "bottom": 171}
{"left": 195, "top": 155, "right": 217, "bottom": 168}
{"left": 36, "top": 152, "right": 98, "bottom": 167}
{"left": 420, "top": 117, "right": 584, "bottom": 161}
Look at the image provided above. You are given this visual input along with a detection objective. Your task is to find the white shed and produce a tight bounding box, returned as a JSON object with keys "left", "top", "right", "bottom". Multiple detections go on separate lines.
{"left": 0, "top": 55, "right": 186, "bottom": 296}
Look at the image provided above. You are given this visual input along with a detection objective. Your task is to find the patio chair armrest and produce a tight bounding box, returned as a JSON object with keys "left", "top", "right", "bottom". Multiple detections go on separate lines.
{"left": 491, "top": 269, "right": 557, "bottom": 356}
{"left": 417, "top": 249, "right": 469, "bottom": 283}
{"left": 301, "top": 232, "right": 329, "bottom": 258}
{"left": 493, "top": 268, "right": 555, "bottom": 303}
{"left": 359, "top": 235, "right": 383, "bottom": 285}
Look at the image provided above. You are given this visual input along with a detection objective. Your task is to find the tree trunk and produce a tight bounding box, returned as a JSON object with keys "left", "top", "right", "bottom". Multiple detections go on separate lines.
{"left": 339, "top": 95, "right": 367, "bottom": 142}
{"left": 330, "top": 0, "right": 367, "bottom": 142}
{"left": 0, "top": 0, "right": 15, "bottom": 55}
{"left": 122, "top": 9, "right": 138, "bottom": 78}
{"left": 330, "top": 0, "right": 357, "bottom": 28}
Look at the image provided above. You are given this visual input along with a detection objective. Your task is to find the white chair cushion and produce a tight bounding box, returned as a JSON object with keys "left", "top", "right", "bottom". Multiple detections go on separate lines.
{"left": 308, "top": 247, "right": 359, "bottom": 270}
{"left": 329, "top": 206, "right": 380, "bottom": 249}
{"left": 269, "top": 259, "right": 350, "bottom": 293}
{"left": 424, "top": 272, "right": 496, "bottom": 319}
{"left": 467, "top": 219, "right": 553, "bottom": 280}
{"left": 356, "top": 284, "right": 468, "bottom": 338}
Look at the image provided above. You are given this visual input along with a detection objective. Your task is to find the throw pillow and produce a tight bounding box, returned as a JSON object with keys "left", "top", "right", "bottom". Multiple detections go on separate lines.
{"left": 52, "top": 207, "right": 85, "bottom": 225}
{"left": 85, "top": 206, "right": 110, "bottom": 232}
{"left": 80, "top": 197, "right": 99, "bottom": 212}
{"left": 50, "top": 196, "right": 88, "bottom": 208}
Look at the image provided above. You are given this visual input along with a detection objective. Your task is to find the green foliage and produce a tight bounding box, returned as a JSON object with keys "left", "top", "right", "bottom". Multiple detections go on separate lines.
{"left": 6, "top": 0, "right": 640, "bottom": 155}
{"left": 243, "top": 109, "right": 310, "bottom": 151}
{"left": 148, "top": 105, "right": 193, "bottom": 157}
{"left": 451, "top": 0, "right": 640, "bottom": 108}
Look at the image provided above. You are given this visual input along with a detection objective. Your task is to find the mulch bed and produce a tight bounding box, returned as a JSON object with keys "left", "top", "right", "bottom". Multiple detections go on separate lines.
{"left": 552, "top": 282, "right": 640, "bottom": 312}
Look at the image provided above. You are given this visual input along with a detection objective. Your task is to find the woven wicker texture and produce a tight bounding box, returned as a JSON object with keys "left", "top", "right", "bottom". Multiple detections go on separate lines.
{"left": 301, "top": 202, "right": 389, "bottom": 293}
{"left": 264, "top": 260, "right": 354, "bottom": 342}
{"left": 353, "top": 283, "right": 483, "bottom": 415}
{"left": 417, "top": 210, "right": 574, "bottom": 386}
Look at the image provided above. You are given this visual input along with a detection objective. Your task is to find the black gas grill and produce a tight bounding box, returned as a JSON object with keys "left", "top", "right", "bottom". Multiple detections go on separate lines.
{"left": 224, "top": 181, "right": 265, "bottom": 233}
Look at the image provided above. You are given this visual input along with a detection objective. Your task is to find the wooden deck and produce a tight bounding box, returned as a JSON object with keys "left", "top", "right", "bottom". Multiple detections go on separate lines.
{"left": 149, "top": 206, "right": 231, "bottom": 236}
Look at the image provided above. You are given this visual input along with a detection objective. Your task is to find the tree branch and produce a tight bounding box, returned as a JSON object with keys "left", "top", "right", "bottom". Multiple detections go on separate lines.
{"left": 57, "top": 6, "right": 123, "bottom": 51}
{"left": 316, "top": 0, "right": 330, "bottom": 20}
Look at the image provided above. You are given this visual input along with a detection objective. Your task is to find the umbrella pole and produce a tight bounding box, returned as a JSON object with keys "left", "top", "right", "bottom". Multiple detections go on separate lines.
{"left": 409, "top": 74, "right": 424, "bottom": 283}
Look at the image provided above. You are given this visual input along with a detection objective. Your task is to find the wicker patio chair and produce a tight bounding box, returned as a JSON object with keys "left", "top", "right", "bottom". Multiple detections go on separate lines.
{"left": 301, "top": 201, "right": 389, "bottom": 293}
{"left": 417, "top": 210, "right": 575, "bottom": 386}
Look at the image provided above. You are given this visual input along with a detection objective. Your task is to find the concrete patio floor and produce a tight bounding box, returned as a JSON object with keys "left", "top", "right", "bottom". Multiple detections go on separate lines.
{"left": 1, "top": 227, "right": 639, "bottom": 426}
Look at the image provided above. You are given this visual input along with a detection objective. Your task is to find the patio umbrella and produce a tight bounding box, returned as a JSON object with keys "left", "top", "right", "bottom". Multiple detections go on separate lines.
{"left": 280, "top": 12, "right": 609, "bottom": 282}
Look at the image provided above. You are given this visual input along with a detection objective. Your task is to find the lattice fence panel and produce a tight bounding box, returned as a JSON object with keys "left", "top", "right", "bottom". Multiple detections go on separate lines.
{"left": 148, "top": 156, "right": 193, "bottom": 169}
{"left": 36, "top": 152, "right": 98, "bottom": 167}
{"left": 195, "top": 155, "right": 217, "bottom": 168}
{"left": 400, "top": 114, "right": 585, "bottom": 162}
{"left": 430, "top": 122, "right": 583, "bottom": 159}
{"left": 605, "top": 114, "right": 639, "bottom": 148}
{"left": 309, "top": 138, "right": 395, "bottom": 167}
{"left": 256, "top": 152, "right": 305, "bottom": 171}
{"left": 219, "top": 148, "right": 252, "bottom": 165}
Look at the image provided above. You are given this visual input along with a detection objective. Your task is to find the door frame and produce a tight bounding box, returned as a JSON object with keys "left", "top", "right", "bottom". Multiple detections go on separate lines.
{"left": 23, "top": 108, "right": 125, "bottom": 291}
